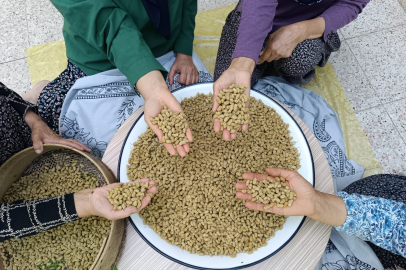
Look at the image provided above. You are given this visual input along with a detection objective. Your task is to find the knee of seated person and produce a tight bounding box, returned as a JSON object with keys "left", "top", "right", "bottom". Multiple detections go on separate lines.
{"left": 281, "top": 69, "right": 316, "bottom": 85}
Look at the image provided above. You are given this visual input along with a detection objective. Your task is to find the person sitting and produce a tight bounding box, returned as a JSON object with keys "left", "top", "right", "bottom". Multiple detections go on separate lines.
{"left": 34, "top": 0, "right": 200, "bottom": 156}
{"left": 212, "top": 0, "right": 369, "bottom": 141}
{"left": 0, "top": 179, "right": 157, "bottom": 242}
{"left": 236, "top": 168, "right": 406, "bottom": 269}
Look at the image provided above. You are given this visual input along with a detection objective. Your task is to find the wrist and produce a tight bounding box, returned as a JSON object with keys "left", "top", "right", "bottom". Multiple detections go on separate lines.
{"left": 291, "top": 22, "right": 308, "bottom": 44}
{"left": 176, "top": 52, "right": 192, "bottom": 59}
{"left": 136, "top": 70, "right": 169, "bottom": 101}
{"left": 74, "top": 189, "right": 94, "bottom": 218}
{"left": 308, "top": 190, "right": 323, "bottom": 220}
{"left": 24, "top": 109, "right": 42, "bottom": 129}
{"left": 296, "top": 17, "right": 325, "bottom": 41}
{"left": 230, "top": 57, "right": 256, "bottom": 74}
{"left": 310, "top": 191, "right": 347, "bottom": 226}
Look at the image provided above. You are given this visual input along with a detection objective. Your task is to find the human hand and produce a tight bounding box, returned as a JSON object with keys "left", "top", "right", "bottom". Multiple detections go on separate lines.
{"left": 236, "top": 168, "right": 347, "bottom": 226}
{"left": 258, "top": 24, "right": 304, "bottom": 64}
{"left": 24, "top": 109, "right": 91, "bottom": 154}
{"left": 236, "top": 168, "right": 317, "bottom": 216}
{"left": 137, "top": 71, "right": 193, "bottom": 157}
{"left": 168, "top": 53, "right": 199, "bottom": 86}
{"left": 74, "top": 178, "right": 157, "bottom": 220}
{"left": 213, "top": 57, "right": 255, "bottom": 141}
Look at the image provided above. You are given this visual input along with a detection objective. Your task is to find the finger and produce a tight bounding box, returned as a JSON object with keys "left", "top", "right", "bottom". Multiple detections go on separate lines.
{"left": 148, "top": 122, "right": 165, "bottom": 143}
{"left": 265, "top": 168, "right": 297, "bottom": 180}
{"left": 164, "top": 143, "right": 177, "bottom": 156}
{"left": 230, "top": 130, "right": 237, "bottom": 140}
{"left": 266, "top": 53, "right": 278, "bottom": 63}
{"left": 32, "top": 133, "right": 44, "bottom": 154}
{"left": 120, "top": 205, "right": 139, "bottom": 218}
{"left": 64, "top": 139, "right": 91, "bottom": 152}
{"left": 213, "top": 118, "right": 221, "bottom": 133}
{"left": 258, "top": 48, "right": 273, "bottom": 65}
{"left": 183, "top": 143, "right": 190, "bottom": 153}
{"left": 105, "top": 182, "right": 122, "bottom": 191}
{"left": 148, "top": 180, "right": 156, "bottom": 186}
{"left": 212, "top": 83, "right": 221, "bottom": 112}
{"left": 235, "top": 182, "right": 248, "bottom": 190}
{"left": 176, "top": 144, "right": 187, "bottom": 157}
{"left": 51, "top": 138, "right": 88, "bottom": 152}
{"left": 136, "top": 178, "right": 150, "bottom": 183}
{"left": 140, "top": 195, "right": 152, "bottom": 211}
{"left": 186, "top": 128, "right": 193, "bottom": 142}
{"left": 194, "top": 71, "right": 199, "bottom": 84}
{"left": 168, "top": 67, "right": 176, "bottom": 85}
{"left": 245, "top": 201, "right": 265, "bottom": 211}
{"left": 178, "top": 71, "right": 187, "bottom": 85}
{"left": 147, "top": 186, "right": 157, "bottom": 195}
{"left": 242, "top": 172, "right": 269, "bottom": 181}
{"left": 222, "top": 129, "right": 231, "bottom": 141}
{"left": 236, "top": 192, "right": 252, "bottom": 200}
{"left": 185, "top": 73, "right": 192, "bottom": 86}
{"left": 246, "top": 201, "right": 286, "bottom": 215}
{"left": 242, "top": 123, "right": 249, "bottom": 131}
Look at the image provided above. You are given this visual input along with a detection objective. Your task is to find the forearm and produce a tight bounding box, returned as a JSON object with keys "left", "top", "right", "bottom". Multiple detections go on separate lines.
{"left": 232, "top": 0, "right": 278, "bottom": 62}
{"left": 0, "top": 194, "right": 78, "bottom": 242}
{"left": 319, "top": 0, "right": 369, "bottom": 40}
{"left": 229, "top": 57, "right": 256, "bottom": 74}
{"left": 24, "top": 109, "right": 42, "bottom": 129}
{"left": 295, "top": 17, "right": 326, "bottom": 43}
{"left": 136, "top": 70, "right": 170, "bottom": 100}
{"left": 309, "top": 191, "right": 347, "bottom": 226}
{"left": 73, "top": 189, "right": 94, "bottom": 218}
{"left": 335, "top": 192, "right": 406, "bottom": 257}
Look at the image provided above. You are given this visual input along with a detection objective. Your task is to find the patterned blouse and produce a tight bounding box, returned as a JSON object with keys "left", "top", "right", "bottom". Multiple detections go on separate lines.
{"left": 335, "top": 192, "right": 406, "bottom": 258}
{"left": 0, "top": 82, "right": 79, "bottom": 242}
{"left": 0, "top": 194, "right": 78, "bottom": 242}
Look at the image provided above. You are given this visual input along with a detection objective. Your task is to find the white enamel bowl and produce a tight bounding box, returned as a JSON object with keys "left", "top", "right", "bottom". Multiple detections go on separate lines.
{"left": 118, "top": 82, "right": 314, "bottom": 270}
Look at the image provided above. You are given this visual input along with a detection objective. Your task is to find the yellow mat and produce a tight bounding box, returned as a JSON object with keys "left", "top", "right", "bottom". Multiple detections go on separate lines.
{"left": 26, "top": 5, "right": 381, "bottom": 177}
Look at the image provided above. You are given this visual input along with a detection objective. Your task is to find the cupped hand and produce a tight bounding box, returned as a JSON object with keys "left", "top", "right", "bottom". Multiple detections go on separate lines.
{"left": 213, "top": 57, "right": 254, "bottom": 141}
{"left": 236, "top": 168, "right": 317, "bottom": 217}
{"left": 258, "top": 24, "right": 303, "bottom": 64}
{"left": 25, "top": 109, "right": 91, "bottom": 154}
{"left": 78, "top": 178, "right": 157, "bottom": 220}
{"left": 168, "top": 53, "right": 199, "bottom": 86}
{"left": 144, "top": 88, "right": 193, "bottom": 156}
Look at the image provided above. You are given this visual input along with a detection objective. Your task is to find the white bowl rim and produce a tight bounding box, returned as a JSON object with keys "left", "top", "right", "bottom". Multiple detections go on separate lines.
{"left": 117, "top": 82, "right": 315, "bottom": 270}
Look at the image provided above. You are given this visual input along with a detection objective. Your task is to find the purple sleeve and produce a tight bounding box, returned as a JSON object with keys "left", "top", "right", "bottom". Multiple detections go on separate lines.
{"left": 319, "top": 0, "right": 370, "bottom": 41}
{"left": 232, "top": 0, "right": 278, "bottom": 63}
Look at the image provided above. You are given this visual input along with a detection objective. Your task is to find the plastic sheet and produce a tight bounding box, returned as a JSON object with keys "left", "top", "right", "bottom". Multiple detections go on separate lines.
{"left": 25, "top": 4, "right": 381, "bottom": 177}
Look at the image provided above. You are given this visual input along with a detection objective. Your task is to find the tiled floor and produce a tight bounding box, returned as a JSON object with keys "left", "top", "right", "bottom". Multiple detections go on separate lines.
{"left": 1, "top": 0, "right": 406, "bottom": 174}
{"left": 330, "top": 0, "right": 406, "bottom": 174}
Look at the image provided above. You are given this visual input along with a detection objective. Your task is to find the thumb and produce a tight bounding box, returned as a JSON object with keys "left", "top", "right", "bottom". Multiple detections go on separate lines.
{"left": 32, "top": 133, "right": 43, "bottom": 154}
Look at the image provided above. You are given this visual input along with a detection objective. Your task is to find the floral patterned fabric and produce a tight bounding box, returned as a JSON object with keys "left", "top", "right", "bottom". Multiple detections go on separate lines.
{"left": 335, "top": 192, "right": 406, "bottom": 258}
{"left": 214, "top": 7, "right": 341, "bottom": 86}
{"left": 0, "top": 83, "right": 34, "bottom": 166}
{"left": 37, "top": 61, "right": 87, "bottom": 134}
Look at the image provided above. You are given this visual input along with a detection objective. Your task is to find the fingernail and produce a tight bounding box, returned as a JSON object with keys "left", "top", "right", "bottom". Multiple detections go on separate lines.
{"left": 35, "top": 150, "right": 42, "bottom": 154}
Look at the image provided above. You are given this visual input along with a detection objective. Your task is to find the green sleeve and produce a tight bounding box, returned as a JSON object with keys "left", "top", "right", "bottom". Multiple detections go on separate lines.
{"left": 50, "top": 0, "right": 167, "bottom": 86}
{"left": 173, "top": 0, "right": 197, "bottom": 56}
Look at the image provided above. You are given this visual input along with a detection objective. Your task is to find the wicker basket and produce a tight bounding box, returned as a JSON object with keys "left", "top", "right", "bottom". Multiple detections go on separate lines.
{"left": 0, "top": 144, "right": 124, "bottom": 270}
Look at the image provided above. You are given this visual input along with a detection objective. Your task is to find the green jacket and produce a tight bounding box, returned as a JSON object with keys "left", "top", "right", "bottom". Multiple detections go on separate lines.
{"left": 51, "top": 0, "right": 197, "bottom": 86}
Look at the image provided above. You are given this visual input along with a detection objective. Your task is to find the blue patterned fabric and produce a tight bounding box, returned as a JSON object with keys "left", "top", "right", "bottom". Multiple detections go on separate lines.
{"left": 335, "top": 192, "right": 406, "bottom": 258}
